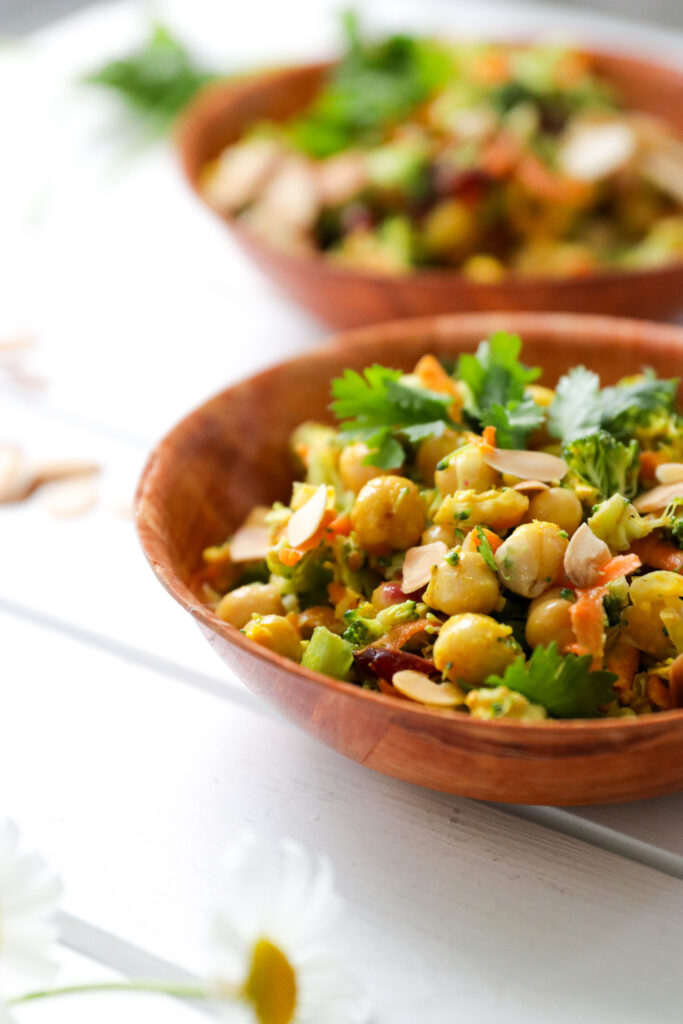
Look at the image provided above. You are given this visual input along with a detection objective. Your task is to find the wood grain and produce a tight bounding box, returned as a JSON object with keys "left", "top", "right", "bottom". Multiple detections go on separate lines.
{"left": 177, "top": 53, "right": 683, "bottom": 327}
{"left": 136, "top": 312, "right": 683, "bottom": 806}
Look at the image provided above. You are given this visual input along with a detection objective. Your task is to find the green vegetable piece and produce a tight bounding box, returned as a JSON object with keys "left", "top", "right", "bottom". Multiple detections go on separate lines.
{"left": 474, "top": 527, "right": 497, "bottom": 573}
{"left": 485, "top": 642, "right": 616, "bottom": 718}
{"left": 302, "top": 626, "right": 355, "bottom": 680}
{"left": 481, "top": 397, "right": 545, "bottom": 450}
{"left": 588, "top": 493, "right": 664, "bottom": 552}
{"left": 563, "top": 430, "right": 639, "bottom": 503}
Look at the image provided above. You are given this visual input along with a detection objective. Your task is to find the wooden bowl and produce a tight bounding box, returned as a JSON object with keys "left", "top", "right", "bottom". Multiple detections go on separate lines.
{"left": 136, "top": 312, "right": 683, "bottom": 805}
{"left": 177, "top": 53, "right": 683, "bottom": 328}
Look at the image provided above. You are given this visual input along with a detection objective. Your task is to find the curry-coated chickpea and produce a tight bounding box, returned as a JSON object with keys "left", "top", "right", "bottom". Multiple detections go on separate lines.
{"left": 217, "top": 582, "right": 284, "bottom": 629}
{"left": 243, "top": 614, "right": 303, "bottom": 662}
{"left": 525, "top": 487, "right": 583, "bottom": 536}
{"left": 525, "top": 587, "right": 575, "bottom": 651}
{"left": 435, "top": 445, "right": 499, "bottom": 496}
{"left": 494, "top": 521, "right": 568, "bottom": 599}
{"left": 416, "top": 429, "right": 460, "bottom": 485}
{"left": 339, "top": 442, "right": 400, "bottom": 494}
{"left": 351, "top": 476, "right": 426, "bottom": 551}
{"left": 424, "top": 552, "right": 500, "bottom": 616}
{"left": 421, "top": 523, "right": 457, "bottom": 547}
{"left": 433, "top": 613, "right": 520, "bottom": 686}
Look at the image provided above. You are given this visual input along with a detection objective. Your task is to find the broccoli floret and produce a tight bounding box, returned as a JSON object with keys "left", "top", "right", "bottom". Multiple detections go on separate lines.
{"left": 267, "top": 548, "right": 333, "bottom": 609}
{"left": 342, "top": 599, "right": 419, "bottom": 647}
{"left": 588, "top": 493, "right": 665, "bottom": 552}
{"left": 664, "top": 498, "right": 683, "bottom": 549}
{"left": 563, "top": 430, "right": 639, "bottom": 504}
{"left": 630, "top": 410, "right": 683, "bottom": 465}
{"left": 289, "top": 422, "right": 348, "bottom": 505}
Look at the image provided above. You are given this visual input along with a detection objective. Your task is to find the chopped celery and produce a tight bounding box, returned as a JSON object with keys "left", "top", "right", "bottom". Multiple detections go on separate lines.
{"left": 301, "top": 627, "right": 355, "bottom": 680}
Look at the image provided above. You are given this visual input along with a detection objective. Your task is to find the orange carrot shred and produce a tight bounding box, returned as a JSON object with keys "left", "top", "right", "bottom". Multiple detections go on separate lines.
{"left": 606, "top": 636, "right": 639, "bottom": 697}
{"left": 474, "top": 527, "right": 503, "bottom": 553}
{"left": 597, "top": 553, "right": 641, "bottom": 585}
{"left": 279, "top": 547, "right": 304, "bottom": 566}
{"left": 481, "top": 426, "right": 497, "bottom": 449}
{"left": 631, "top": 536, "right": 683, "bottom": 573}
{"left": 326, "top": 513, "right": 352, "bottom": 536}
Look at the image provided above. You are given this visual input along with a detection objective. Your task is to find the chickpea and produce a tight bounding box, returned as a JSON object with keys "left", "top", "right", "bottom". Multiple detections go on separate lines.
{"left": 434, "top": 613, "right": 520, "bottom": 686}
{"left": 243, "top": 614, "right": 303, "bottom": 661}
{"left": 435, "top": 445, "right": 499, "bottom": 496}
{"left": 422, "top": 523, "right": 457, "bottom": 547}
{"left": 495, "top": 521, "right": 568, "bottom": 599}
{"left": 351, "top": 476, "right": 426, "bottom": 552}
{"left": 435, "top": 488, "right": 529, "bottom": 534}
{"left": 524, "top": 487, "right": 582, "bottom": 536}
{"left": 339, "top": 442, "right": 400, "bottom": 495}
{"left": 416, "top": 429, "right": 460, "bottom": 484}
{"left": 217, "top": 582, "right": 284, "bottom": 628}
{"left": 424, "top": 552, "right": 500, "bottom": 616}
{"left": 525, "top": 587, "right": 575, "bottom": 652}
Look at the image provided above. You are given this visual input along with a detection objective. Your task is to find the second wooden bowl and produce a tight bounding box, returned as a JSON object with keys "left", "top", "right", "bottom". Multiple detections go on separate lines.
{"left": 136, "top": 312, "right": 683, "bottom": 805}
{"left": 177, "top": 52, "right": 683, "bottom": 327}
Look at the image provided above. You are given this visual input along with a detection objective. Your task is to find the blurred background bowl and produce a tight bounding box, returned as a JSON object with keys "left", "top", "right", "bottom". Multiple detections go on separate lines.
{"left": 136, "top": 311, "right": 683, "bottom": 805}
{"left": 178, "top": 52, "right": 683, "bottom": 328}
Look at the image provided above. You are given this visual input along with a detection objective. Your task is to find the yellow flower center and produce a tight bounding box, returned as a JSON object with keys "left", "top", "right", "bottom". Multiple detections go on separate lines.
{"left": 243, "top": 938, "right": 297, "bottom": 1024}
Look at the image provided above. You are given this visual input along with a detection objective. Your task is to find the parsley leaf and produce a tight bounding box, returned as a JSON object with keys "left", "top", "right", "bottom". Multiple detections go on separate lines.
{"left": 457, "top": 332, "right": 542, "bottom": 448}
{"left": 485, "top": 643, "right": 616, "bottom": 718}
{"left": 482, "top": 397, "right": 545, "bottom": 449}
{"left": 330, "top": 364, "right": 455, "bottom": 467}
{"left": 548, "top": 366, "right": 678, "bottom": 444}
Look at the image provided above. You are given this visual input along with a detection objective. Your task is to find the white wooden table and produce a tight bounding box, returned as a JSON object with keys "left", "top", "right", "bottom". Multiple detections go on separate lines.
{"left": 1, "top": 2, "right": 682, "bottom": 1021}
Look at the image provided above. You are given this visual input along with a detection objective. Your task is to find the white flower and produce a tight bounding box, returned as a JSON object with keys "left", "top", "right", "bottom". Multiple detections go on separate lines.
{"left": 0, "top": 819, "right": 61, "bottom": 995}
{"left": 210, "top": 831, "right": 370, "bottom": 1024}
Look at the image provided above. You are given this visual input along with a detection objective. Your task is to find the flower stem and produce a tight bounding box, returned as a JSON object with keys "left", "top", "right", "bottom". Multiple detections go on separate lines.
{"left": 9, "top": 980, "right": 209, "bottom": 1005}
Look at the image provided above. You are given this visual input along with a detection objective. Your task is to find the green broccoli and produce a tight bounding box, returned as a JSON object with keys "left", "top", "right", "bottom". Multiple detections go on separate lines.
{"left": 563, "top": 430, "right": 639, "bottom": 504}
{"left": 587, "top": 493, "right": 665, "bottom": 552}
{"left": 665, "top": 498, "right": 683, "bottom": 549}
{"left": 267, "top": 548, "right": 333, "bottom": 609}
{"left": 342, "top": 599, "right": 419, "bottom": 647}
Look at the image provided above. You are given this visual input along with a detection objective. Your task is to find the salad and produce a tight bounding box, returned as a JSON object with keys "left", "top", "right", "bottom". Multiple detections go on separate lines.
{"left": 201, "top": 16, "right": 683, "bottom": 280}
{"left": 201, "top": 333, "right": 683, "bottom": 721}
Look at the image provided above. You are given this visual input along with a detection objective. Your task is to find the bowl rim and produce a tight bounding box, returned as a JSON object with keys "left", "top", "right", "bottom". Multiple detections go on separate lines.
{"left": 136, "top": 310, "right": 683, "bottom": 737}
{"left": 176, "top": 49, "right": 683, "bottom": 292}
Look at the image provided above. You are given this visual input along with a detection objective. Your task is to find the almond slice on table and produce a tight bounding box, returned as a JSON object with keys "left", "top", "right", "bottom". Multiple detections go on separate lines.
{"left": 286, "top": 483, "right": 328, "bottom": 548}
{"left": 230, "top": 525, "right": 271, "bottom": 562}
{"left": 633, "top": 481, "right": 683, "bottom": 514}
{"left": 655, "top": 463, "right": 683, "bottom": 485}
{"left": 481, "top": 447, "right": 567, "bottom": 482}
{"left": 392, "top": 670, "right": 465, "bottom": 708}
{"left": 512, "top": 480, "right": 550, "bottom": 494}
{"left": 564, "top": 522, "right": 611, "bottom": 588}
{"left": 401, "top": 541, "right": 449, "bottom": 593}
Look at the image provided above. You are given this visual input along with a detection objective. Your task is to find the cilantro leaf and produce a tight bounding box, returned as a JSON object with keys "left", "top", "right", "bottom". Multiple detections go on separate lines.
{"left": 330, "top": 364, "right": 456, "bottom": 466}
{"left": 485, "top": 643, "right": 616, "bottom": 718}
{"left": 482, "top": 397, "right": 545, "bottom": 449}
{"left": 548, "top": 366, "right": 678, "bottom": 444}
{"left": 474, "top": 527, "right": 497, "bottom": 572}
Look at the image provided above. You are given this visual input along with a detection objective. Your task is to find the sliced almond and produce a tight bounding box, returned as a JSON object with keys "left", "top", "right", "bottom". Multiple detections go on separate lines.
{"left": 481, "top": 447, "right": 567, "bottom": 482}
{"left": 640, "top": 144, "right": 683, "bottom": 205}
{"left": 392, "top": 670, "right": 465, "bottom": 708}
{"left": 564, "top": 522, "right": 611, "bottom": 588}
{"left": 230, "top": 525, "right": 270, "bottom": 562}
{"left": 286, "top": 483, "right": 328, "bottom": 548}
{"left": 655, "top": 463, "right": 683, "bottom": 485}
{"left": 512, "top": 480, "right": 550, "bottom": 494}
{"left": 633, "top": 481, "right": 683, "bottom": 514}
{"left": 559, "top": 121, "right": 636, "bottom": 182}
{"left": 317, "top": 152, "right": 368, "bottom": 205}
{"left": 41, "top": 476, "right": 98, "bottom": 517}
{"left": 203, "top": 138, "right": 282, "bottom": 212}
{"left": 401, "top": 541, "right": 448, "bottom": 593}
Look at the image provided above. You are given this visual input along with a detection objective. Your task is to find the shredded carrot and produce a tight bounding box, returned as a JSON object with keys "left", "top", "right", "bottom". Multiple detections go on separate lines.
{"left": 597, "top": 553, "right": 642, "bottom": 585}
{"left": 605, "top": 636, "right": 639, "bottom": 698}
{"left": 372, "top": 619, "right": 433, "bottom": 652}
{"left": 480, "top": 133, "right": 520, "bottom": 177}
{"left": 517, "top": 154, "right": 592, "bottom": 204}
{"left": 481, "top": 425, "right": 497, "bottom": 449}
{"left": 630, "top": 536, "right": 683, "bottom": 573}
{"left": 327, "top": 581, "right": 347, "bottom": 605}
{"left": 472, "top": 51, "right": 511, "bottom": 86}
{"left": 279, "top": 547, "right": 304, "bottom": 567}
{"left": 325, "top": 513, "right": 352, "bottom": 537}
{"left": 568, "top": 554, "right": 642, "bottom": 665}
{"left": 473, "top": 527, "right": 503, "bottom": 553}
{"left": 638, "top": 450, "right": 664, "bottom": 484}
{"left": 414, "top": 354, "right": 463, "bottom": 419}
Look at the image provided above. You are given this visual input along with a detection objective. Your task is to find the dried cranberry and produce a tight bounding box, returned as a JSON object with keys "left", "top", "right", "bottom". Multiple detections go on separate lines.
{"left": 354, "top": 647, "right": 438, "bottom": 683}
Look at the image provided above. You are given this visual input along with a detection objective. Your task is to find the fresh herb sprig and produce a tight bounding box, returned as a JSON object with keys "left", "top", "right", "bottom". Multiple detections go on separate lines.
{"left": 486, "top": 642, "right": 616, "bottom": 718}
{"left": 83, "top": 23, "right": 218, "bottom": 129}
{"left": 457, "top": 332, "right": 544, "bottom": 449}
{"left": 330, "top": 364, "right": 457, "bottom": 468}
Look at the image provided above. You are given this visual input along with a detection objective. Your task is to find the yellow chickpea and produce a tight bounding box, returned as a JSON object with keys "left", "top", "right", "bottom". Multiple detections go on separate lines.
{"left": 415, "top": 429, "right": 461, "bottom": 485}
{"left": 424, "top": 552, "right": 500, "bottom": 616}
{"left": 435, "top": 445, "right": 499, "bottom": 496}
{"left": 494, "top": 521, "right": 568, "bottom": 599}
{"left": 526, "top": 384, "right": 555, "bottom": 408}
{"left": 421, "top": 523, "right": 457, "bottom": 547}
{"left": 525, "top": 587, "right": 575, "bottom": 651}
{"left": 351, "top": 475, "right": 426, "bottom": 551}
{"left": 217, "top": 582, "right": 284, "bottom": 628}
{"left": 435, "top": 488, "right": 529, "bottom": 534}
{"left": 243, "top": 614, "right": 303, "bottom": 661}
{"left": 524, "top": 487, "right": 583, "bottom": 536}
{"left": 339, "top": 442, "right": 400, "bottom": 494}
{"left": 434, "top": 613, "right": 520, "bottom": 686}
